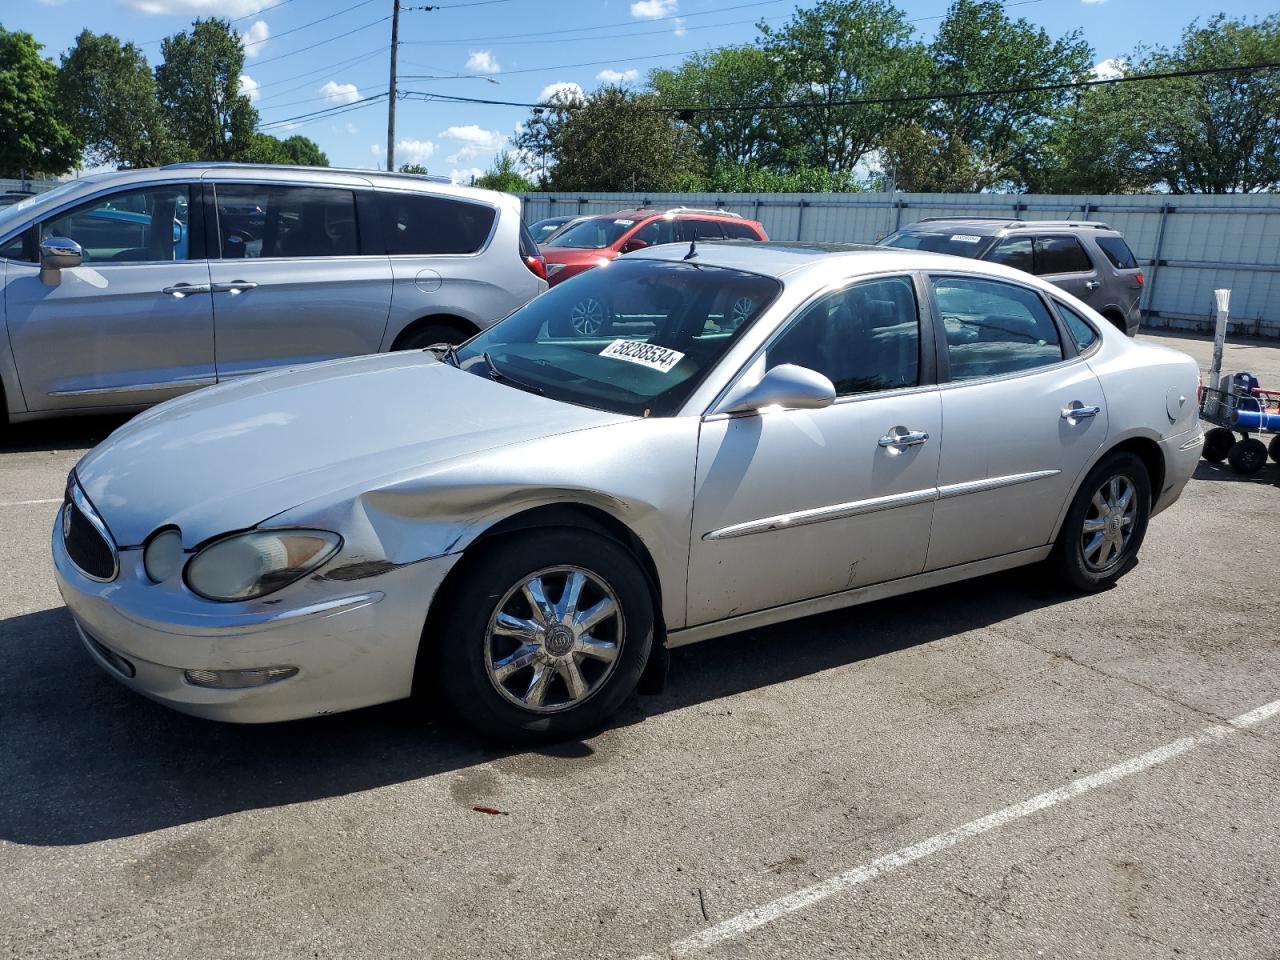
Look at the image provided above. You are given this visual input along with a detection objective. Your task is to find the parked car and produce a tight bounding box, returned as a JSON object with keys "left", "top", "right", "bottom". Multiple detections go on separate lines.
{"left": 0, "top": 189, "right": 37, "bottom": 207}
{"left": 0, "top": 163, "right": 546, "bottom": 427}
{"left": 529, "top": 215, "right": 579, "bottom": 243}
{"left": 880, "top": 218, "right": 1144, "bottom": 336}
{"left": 53, "top": 241, "right": 1203, "bottom": 741}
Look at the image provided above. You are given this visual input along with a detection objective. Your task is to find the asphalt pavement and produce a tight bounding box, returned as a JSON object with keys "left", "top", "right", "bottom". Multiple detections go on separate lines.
{"left": 1, "top": 330, "right": 1277, "bottom": 960}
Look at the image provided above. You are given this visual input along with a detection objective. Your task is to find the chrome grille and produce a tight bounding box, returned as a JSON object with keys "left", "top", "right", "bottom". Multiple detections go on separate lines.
{"left": 62, "top": 482, "right": 118, "bottom": 581}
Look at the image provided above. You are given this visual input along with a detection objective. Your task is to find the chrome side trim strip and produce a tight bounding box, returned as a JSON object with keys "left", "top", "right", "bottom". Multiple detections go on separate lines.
{"left": 702, "top": 487, "right": 937, "bottom": 541}
{"left": 936, "top": 469, "right": 1061, "bottom": 500}
{"left": 49, "top": 376, "right": 215, "bottom": 397}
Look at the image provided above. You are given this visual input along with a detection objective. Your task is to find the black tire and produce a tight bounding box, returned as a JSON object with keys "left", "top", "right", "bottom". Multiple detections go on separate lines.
{"left": 1268, "top": 434, "right": 1280, "bottom": 465}
{"left": 432, "top": 529, "right": 653, "bottom": 743}
{"left": 1202, "top": 427, "right": 1235, "bottom": 463}
{"left": 396, "top": 322, "right": 470, "bottom": 351}
{"left": 549, "top": 295, "right": 613, "bottom": 338}
{"left": 1227, "top": 438, "right": 1267, "bottom": 475}
{"left": 1050, "top": 451, "right": 1151, "bottom": 593}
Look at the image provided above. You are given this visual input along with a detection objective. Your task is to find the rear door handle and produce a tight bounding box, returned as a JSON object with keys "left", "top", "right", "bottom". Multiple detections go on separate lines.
{"left": 161, "top": 283, "right": 211, "bottom": 298}
{"left": 878, "top": 428, "right": 930, "bottom": 449}
{"left": 1061, "top": 402, "right": 1102, "bottom": 421}
{"left": 212, "top": 281, "right": 258, "bottom": 294}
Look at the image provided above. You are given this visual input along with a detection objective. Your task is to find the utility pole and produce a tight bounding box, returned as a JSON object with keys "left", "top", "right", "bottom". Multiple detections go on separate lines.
{"left": 386, "top": 0, "right": 400, "bottom": 172}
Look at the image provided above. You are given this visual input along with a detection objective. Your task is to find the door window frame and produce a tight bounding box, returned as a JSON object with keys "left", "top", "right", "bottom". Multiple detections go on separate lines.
{"left": 706, "top": 270, "right": 939, "bottom": 417}
{"left": 922, "top": 271, "right": 1084, "bottom": 389}
{"left": 1031, "top": 234, "right": 1096, "bottom": 276}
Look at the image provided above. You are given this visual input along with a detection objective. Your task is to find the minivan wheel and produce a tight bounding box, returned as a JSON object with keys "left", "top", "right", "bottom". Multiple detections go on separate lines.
{"left": 1202, "top": 427, "right": 1235, "bottom": 463}
{"left": 1050, "top": 451, "right": 1151, "bottom": 592}
{"left": 433, "top": 529, "right": 653, "bottom": 743}
{"left": 397, "top": 323, "right": 471, "bottom": 350}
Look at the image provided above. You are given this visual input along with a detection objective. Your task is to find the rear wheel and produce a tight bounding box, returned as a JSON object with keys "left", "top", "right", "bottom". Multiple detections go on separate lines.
{"left": 432, "top": 529, "right": 653, "bottom": 743}
{"left": 1227, "top": 438, "right": 1267, "bottom": 475}
{"left": 1202, "top": 427, "right": 1235, "bottom": 463}
{"left": 396, "top": 322, "right": 471, "bottom": 351}
{"left": 1050, "top": 451, "right": 1151, "bottom": 592}
{"left": 1268, "top": 434, "right": 1280, "bottom": 465}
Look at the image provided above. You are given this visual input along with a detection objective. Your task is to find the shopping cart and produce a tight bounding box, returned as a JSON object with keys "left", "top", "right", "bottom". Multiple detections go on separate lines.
{"left": 1199, "top": 370, "right": 1280, "bottom": 474}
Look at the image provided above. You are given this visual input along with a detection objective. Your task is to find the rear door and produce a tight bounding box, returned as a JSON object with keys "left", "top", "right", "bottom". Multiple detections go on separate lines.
{"left": 207, "top": 180, "right": 392, "bottom": 379}
{"left": 4, "top": 182, "right": 215, "bottom": 411}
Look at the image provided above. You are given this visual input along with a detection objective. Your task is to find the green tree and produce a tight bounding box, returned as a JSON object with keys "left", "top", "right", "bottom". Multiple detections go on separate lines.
{"left": 155, "top": 18, "right": 256, "bottom": 161}
{"left": 278, "top": 135, "right": 327, "bottom": 166}
{"left": 59, "top": 30, "right": 174, "bottom": 168}
{"left": 515, "top": 86, "right": 699, "bottom": 191}
{"left": 756, "top": 0, "right": 931, "bottom": 174}
{"left": 398, "top": 163, "right": 429, "bottom": 174}
{"left": 474, "top": 151, "right": 533, "bottom": 192}
{"left": 239, "top": 132, "right": 327, "bottom": 165}
{"left": 0, "top": 27, "right": 80, "bottom": 177}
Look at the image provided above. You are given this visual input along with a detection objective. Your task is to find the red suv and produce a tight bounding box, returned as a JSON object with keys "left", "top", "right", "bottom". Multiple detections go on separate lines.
{"left": 540, "top": 207, "right": 768, "bottom": 289}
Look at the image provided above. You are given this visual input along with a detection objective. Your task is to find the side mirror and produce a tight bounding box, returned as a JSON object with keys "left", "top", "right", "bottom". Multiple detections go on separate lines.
{"left": 621, "top": 238, "right": 649, "bottom": 253}
{"left": 719, "top": 364, "right": 836, "bottom": 415}
{"left": 41, "top": 237, "right": 82, "bottom": 271}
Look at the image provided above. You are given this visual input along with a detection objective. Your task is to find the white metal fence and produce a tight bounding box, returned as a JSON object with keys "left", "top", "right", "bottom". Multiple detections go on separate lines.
{"left": 520, "top": 191, "right": 1280, "bottom": 338}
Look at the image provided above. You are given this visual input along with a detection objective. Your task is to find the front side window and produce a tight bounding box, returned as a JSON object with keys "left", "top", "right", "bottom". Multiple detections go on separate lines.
{"left": 40, "top": 185, "right": 193, "bottom": 263}
{"left": 215, "top": 184, "right": 358, "bottom": 259}
{"left": 1033, "top": 236, "right": 1093, "bottom": 275}
{"left": 377, "top": 191, "right": 495, "bottom": 255}
{"left": 629, "top": 218, "right": 675, "bottom": 247}
{"left": 1096, "top": 235, "right": 1138, "bottom": 270}
{"left": 932, "top": 275, "right": 1064, "bottom": 381}
{"left": 988, "top": 236, "right": 1033, "bottom": 272}
{"left": 543, "top": 215, "right": 638, "bottom": 250}
{"left": 454, "top": 260, "right": 782, "bottom": 417}
{"left": 767, "top": 275, "right": 920, "bottom": 396}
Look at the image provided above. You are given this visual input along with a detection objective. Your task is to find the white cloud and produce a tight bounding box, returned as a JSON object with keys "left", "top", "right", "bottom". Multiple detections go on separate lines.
{"left": 240, "top": 19, "right": 268, "bottom": 58}
{"left": 449, "top": 167, "right": 486, "bottom": 186}
{"left": 370, "top": 144, "right": 382, "bottom": 157}
{"left": 319, "top": 80, "right": 361, "bottom": 105}
{"left": 673, "top": 17, "right": 686, "bottom": 36}
{"left": 1092, "top": 57, "right": 1126, "bottom": 80}
{"left": 630, "top": 0, "right": 677, "bottom": 18}
{"left": 345, "top": 122, "right": 359, "bottom": 135}
{"left": 121, "top": 0, "right": 273, "bottom": 14}
{"left": 37, "top": 0, "right": 68, "bottom": 6}
{"left": 465, "top": 50, "right": 500, "bottom": 74}
{"left": 538, "top": 81, "right": 585, "bottom": 104}
{"left": 238, "top": 74, "right": 260, "bottom": 103}
{"left": 396, "top": 139, "right": 436, "bottom": 164}
{"left": 597, "top": 68, "right": 640, "bottom": 84}
{"left": 439, "top": 125, "right": 506, "bottom": 150}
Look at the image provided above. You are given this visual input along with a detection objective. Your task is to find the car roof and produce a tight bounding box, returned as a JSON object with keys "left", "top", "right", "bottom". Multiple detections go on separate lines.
{"left": 897, "top": 217, "right": 1119, "bottom": 235}
{"left": 590, "top": 206, "right": 750, "bottom": 222}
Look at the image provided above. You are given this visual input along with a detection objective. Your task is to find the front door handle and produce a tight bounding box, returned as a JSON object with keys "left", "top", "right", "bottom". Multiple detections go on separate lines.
{"left": 878, "top": 428, "right": 930, "bottom": 449}
{"left": 1061, "top": 402, "right": 1102, "bottom": 422}
{"left": 212, "top": 280, "right": 259, "bottom": 295}
{"left": 161, "top": 283, "right": 211, "bottom": 298}
{"left": 1085, "top": 280, "right": 1101, "bottom": 291}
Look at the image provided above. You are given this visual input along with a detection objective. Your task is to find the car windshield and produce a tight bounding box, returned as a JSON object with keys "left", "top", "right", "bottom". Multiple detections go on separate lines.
{"left": 543, "top": 215, "right": 641, "bottom": 250}
{"left": 454, "top": 259, "right": 781, "bottom": 417}
{"left": 0, "top": 180, "right": 84, "bottom": 234}
{"left": 881, "top": 230, "right": 996, "bottom": 259}
{"left": 531, "top": 220, "right": 568, "bottom": 243}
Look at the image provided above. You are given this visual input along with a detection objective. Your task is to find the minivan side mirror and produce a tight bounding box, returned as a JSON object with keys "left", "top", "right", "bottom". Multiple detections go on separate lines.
{"left": 41, "top": 237, "right": 83, "bottom": 271}
{"left": 719, "top": 364, "right": 836, "bottom": 415}
{"left": 621, "top": 238, "right": 649, "bottom": 253}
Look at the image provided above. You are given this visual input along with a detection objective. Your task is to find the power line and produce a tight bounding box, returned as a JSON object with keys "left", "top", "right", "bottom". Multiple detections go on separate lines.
{"left": 242, "top": 0, "right": 381, "bottom": 48}
{"left": 258, "top": 92, "right": 390, "bottom": 130}
{"left": 252, "top": 45, "right": 389, "bottom": 100}
{"left": 228, "top": 0, "right": 297, "bottom": 23}
{"left": 247, "top": 14, "right": 392, "bottom": 68}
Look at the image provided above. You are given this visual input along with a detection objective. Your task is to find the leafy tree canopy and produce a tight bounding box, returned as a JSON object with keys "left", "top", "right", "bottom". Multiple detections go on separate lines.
{"left": 0, "top": 26, "right": 80, "bottom": 177}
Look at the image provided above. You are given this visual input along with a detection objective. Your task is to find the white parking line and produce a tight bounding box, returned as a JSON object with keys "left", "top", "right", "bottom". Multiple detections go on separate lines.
{"left": 0, "top": 498, "right": 61, "bottom": 507}
{"left": 642, "top": 698, "right": 1280, "bottom": 959}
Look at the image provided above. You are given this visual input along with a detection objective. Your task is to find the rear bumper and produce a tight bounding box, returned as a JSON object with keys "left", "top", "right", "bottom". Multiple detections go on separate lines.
{"left": 1154, "top": 425, "right": 1204, "bottom": 516}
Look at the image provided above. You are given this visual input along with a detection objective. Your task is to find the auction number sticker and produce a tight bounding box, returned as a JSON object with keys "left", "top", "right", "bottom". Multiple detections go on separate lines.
{"left": 599, "top": 339, "right": 685, "bottom": 373}
{"left": 950, "top": 234, "right": 982, "bottom": 243}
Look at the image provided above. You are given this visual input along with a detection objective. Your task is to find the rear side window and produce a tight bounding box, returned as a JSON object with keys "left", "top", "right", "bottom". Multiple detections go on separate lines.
{"left": 931, "top": 275, "right": 1064, "bottom": 381}
{"left": 1034, "top": 236, "right": 1092, "bottom": 275}
{"left": 215, "top": 184, "right": 358, "bottom": 259}
{"left": 1095, "top": 235, "right": 1138, "bottom": 269}
{"left": 377, "top": 192, "right": 496, "bottom": 255}
{"left": 682, "top": 219, "right": 724, "bottom": 240}
{"left": 1056, "top": 300, "right": 1099, "bottom": 350}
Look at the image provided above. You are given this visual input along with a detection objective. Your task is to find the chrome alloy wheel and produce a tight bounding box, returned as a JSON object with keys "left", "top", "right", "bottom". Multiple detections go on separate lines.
{"left": 1081, "top": 474, "right": 1137, "bottom": 572}
{"left": 569, "top": 298, "right": 608, "bottom": 336}
{"left": 727, "top": 296, "right": 754, "bottom": 330}
{"left": 484, "top": 566, "right": 623, "bottom": 714}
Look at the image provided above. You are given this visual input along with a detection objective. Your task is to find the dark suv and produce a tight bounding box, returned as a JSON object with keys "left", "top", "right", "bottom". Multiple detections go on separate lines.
{"left": 880, "top": 218, "right": 1144, "bottom": 335}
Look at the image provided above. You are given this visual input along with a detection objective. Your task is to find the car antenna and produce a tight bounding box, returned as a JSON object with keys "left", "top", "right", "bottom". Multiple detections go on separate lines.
{"left": 683, "top": 237, "right": 697, "bottom": 260}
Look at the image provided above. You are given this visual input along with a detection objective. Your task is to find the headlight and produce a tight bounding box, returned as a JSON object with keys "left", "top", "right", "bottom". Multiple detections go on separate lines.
{"left": 144, "top": 528, "right": 184, "bottom": 583}
{"left": 184, "top": 530, "right": 341, "bottom": 602}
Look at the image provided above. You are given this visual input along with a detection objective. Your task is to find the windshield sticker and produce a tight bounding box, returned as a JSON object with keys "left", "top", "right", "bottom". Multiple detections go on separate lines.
{"left": 950, "top": 234, "right": 983, "bottom": 243}
{"left": 600, "top": 339, "right": 686, "bottom": 373}
{"left": 613, "top": 219, "right": 635, "bottom": 226}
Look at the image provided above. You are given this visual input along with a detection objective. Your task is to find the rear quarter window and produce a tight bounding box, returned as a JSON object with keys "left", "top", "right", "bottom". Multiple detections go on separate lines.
{"left": 377, "top": 191, "right": 496, "bottom": 255}
{"left": 1095, "top": 235, "right": 1138, "bottom": 270}
{"left": 721, "top": 222, "right": 762, "bottom": 240}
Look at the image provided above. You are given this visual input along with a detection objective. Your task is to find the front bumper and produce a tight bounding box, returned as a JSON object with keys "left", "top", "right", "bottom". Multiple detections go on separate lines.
{"left": 52, "top": 509, "right": 459, "bottom": 723}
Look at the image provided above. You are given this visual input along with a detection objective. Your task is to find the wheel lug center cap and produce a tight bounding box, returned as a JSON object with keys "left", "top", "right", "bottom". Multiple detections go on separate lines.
{"left": 544, "top": 625, "right": 575, "bottom": 658}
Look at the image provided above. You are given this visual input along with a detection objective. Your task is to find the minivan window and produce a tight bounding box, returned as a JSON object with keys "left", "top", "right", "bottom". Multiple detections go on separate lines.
{"left": 1033, "top": 236, "right": 1092, "bottom": 275}
{"left": 215, "top": 184, "right": 358, "bottom": 259}
{"left": 39, "top": 185, "right": 194, "bottom": 263}
{"left": 931, "top": 275, "right": 1064, "bottom": 381}
{"left": 1096, "top": 235, "right": 1138, "bottom": 270}
{"left": 377, "top": 192, "right": 496, "bottom": 255}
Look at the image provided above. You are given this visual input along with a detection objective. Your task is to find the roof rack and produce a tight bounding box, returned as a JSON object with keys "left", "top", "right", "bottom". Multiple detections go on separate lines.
{"left": 159, "top": 161, "right": 453, "bottom": 183}
{"left": 638, "top": 204, "right": 744, "bottom": 218}
{"left": 915, "top": 216, "right": 1112, "bottom": 230}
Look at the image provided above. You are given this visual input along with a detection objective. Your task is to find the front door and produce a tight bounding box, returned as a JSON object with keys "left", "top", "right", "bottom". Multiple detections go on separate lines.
{"left": 924, "top": 273, "right": 1108, "bottom": 570}
{"left": 686, "top": 274, "right": 941, "bottom": 626}
{"left": 207, "top": 181, "right": 392, "bottom": 379}
{"left": 4, "top": 183, "right": 214, "bottom": 412}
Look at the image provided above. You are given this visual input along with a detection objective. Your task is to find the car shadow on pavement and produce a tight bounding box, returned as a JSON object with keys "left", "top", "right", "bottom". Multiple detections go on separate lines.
{"left": 0, "top": 568, "right": 1077, "bottom": 847}
{"left": 0, "top": 415, "right": 132, "bottom": 454}
{"left": 1193, "top": 459, "right": 1280, "bottom": 486}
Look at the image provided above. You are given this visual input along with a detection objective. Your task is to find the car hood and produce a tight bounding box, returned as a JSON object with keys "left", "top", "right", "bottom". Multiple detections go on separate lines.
{"left": 74, "top": 352, "right": 627, "bottom": 548}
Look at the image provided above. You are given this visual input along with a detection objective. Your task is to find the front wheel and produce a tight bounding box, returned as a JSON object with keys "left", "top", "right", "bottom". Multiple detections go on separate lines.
{"left": 432, "top": 530, "right": 654, "bottom": 743}
{"left": 1050, "top": 451, "right": 1151, "bottom": 592}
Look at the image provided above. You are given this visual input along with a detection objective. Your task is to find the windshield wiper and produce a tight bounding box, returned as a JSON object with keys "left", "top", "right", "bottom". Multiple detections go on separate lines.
{"left": 483, "top": 351, "right": 544, "bottom": 396}
{"left": 427, "top": 343, "right": 460, "bottom": 367}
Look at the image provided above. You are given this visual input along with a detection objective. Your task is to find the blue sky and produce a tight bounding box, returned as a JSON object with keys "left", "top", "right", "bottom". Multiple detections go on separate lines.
{"left": 8, "top": 0, "right": 1275, "bottom": 180}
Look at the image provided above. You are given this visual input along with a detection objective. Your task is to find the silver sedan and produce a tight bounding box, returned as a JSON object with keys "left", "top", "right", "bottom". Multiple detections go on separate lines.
{"left": 52, "top": 242, "right": 1204, "bottom": 741}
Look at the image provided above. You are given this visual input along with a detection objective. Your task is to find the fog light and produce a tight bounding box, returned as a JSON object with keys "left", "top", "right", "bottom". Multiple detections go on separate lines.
{"left": 183, "top": 666, "right": 299, "bottom": 689}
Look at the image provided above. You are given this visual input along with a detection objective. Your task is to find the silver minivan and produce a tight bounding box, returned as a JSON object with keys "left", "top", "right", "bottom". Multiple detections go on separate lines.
{"left": 0, "top": 163, "right": 547, "bottom": 425}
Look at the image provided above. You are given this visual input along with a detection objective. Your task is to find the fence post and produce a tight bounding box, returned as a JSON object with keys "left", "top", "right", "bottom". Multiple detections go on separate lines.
{"left": 796, "top": 200, "right": 808, "bottom": 241}
{"left": 1142, "top": 204, "right": 1174, "bottom": 316}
